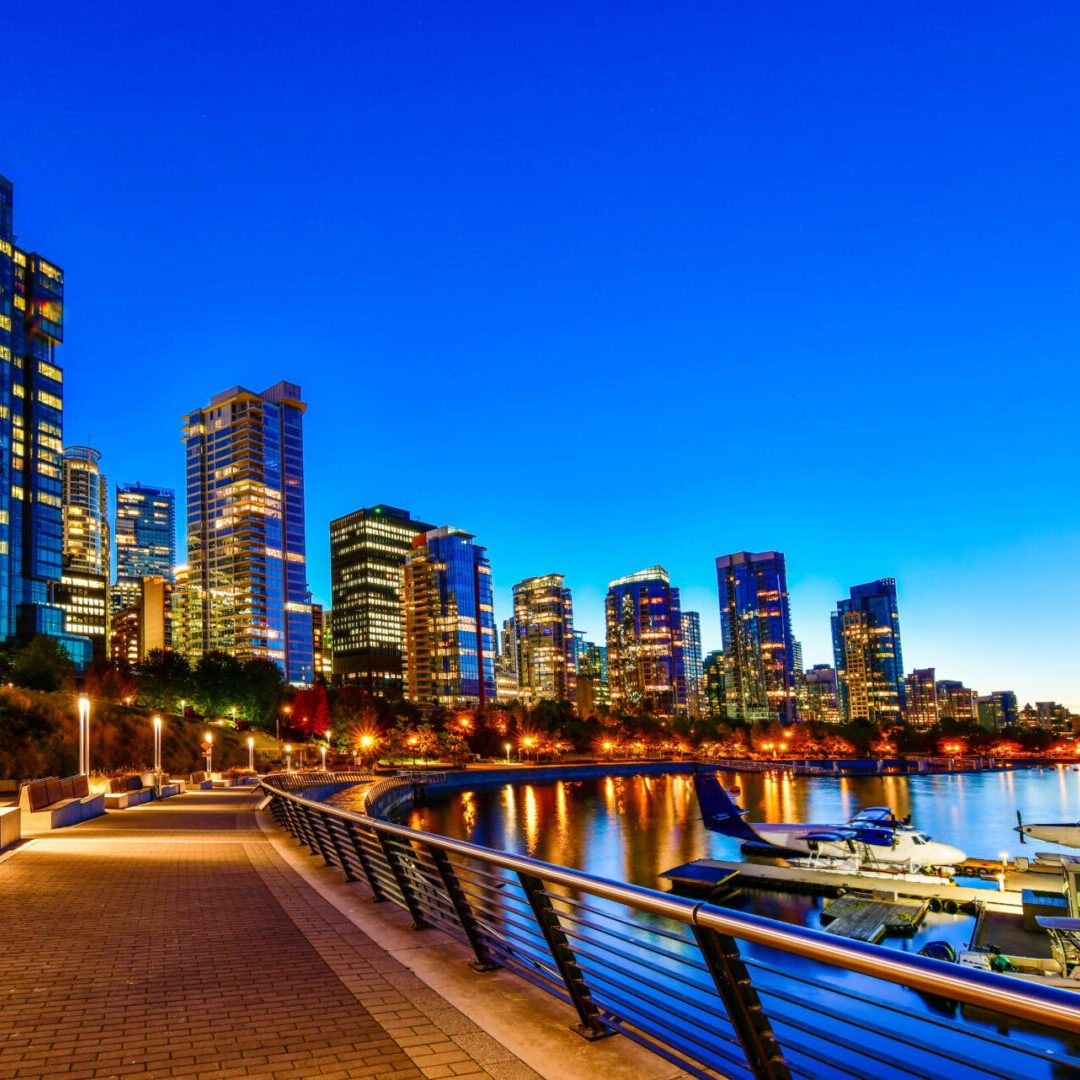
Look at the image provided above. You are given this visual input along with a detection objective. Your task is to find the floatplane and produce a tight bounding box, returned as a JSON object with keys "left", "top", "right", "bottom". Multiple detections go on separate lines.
{"left": 694, "top": 771, "right": 967, "bottom": 874}
{"left": 1014, "top": 810, "right": 1080, "bottom": 848}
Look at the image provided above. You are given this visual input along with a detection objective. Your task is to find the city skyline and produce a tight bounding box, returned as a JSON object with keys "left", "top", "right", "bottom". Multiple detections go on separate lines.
{"left": 3, "top": 4, "right": 1079, "bottom": 707}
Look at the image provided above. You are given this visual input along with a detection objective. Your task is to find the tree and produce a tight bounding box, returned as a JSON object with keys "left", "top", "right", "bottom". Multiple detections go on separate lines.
{"left": 136, "top": 649, "right": 192, "bottom": 710}
{"left": 191, "top": 651, "right": 244, "bottom": 718}
{"left": 10, "top": 636, "right": 74, "bottom": 693}
{"left": 291, "top": 685, "right": 330, "bottom": 737}
{"left": 239, "top": 658, "right": 286, "bottom": 730}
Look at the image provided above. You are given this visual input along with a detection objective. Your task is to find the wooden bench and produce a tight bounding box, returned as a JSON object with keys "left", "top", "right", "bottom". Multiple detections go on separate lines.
{"left": 104, "top": 774, "right": 155, "bottom": 810}
{"left": 0, "top": 805, "right": 20, "bottom": 851}
{"left": 188, "top": 770, "right": 214, "bottom": 790}
{"left": 18, "top": 775, "right": 105, "bottom": 830}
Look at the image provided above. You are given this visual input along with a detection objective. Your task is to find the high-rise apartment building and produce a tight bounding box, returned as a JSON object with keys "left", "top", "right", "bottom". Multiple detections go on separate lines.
{"left": 403, "top": 527, "right": 496, "bottom": 706}
{"left": 511, "top": 574, "right": 577, "bottom": 704}
{"left": 55, "top": 446, "right": 110, "bottom": 658}
{"left": 680, "top": 610, "right": 704, "bottom": 716}
{"left": 182, "top": 382, "right": 312, "bottom": 683}
{"left": 904, "top": 668, "right": 939, "bottom": 728}
{"left": 831, "top": 578, "right": 905, "bottom": 724}
{"left": 311, "top": 603, "right": 333, "bottom": 681}
{"left": 170, "top": 564, "right": 198, "bottom": 658}
{"left": 0, "top": 176, "right": 89, "bottom": 665}
{"left": 936, "top": 679, "right": 978, "bottom": 724}
{"left": 573, "top": 632, "right": 609, "bottom": 715}
{"left": 329, "top": 505, "right": 434, "bottom": 694}
{"left": 801, "top": 664, "right": 840, "bottom": 724}
{"left": 977, "top": 690, "right": 1018, "bottom": 731}
{"left": 109, "top": 575, "right": 173, "bottom": 664}
{"left": 715, "top": 551, "right": 797, "bottom": 724}
{"left": 702, "top": 650, "right": 725, "bottom": 716}
{"left": 115, "top": 482, "right": 175, "bottom": 581}
{"left": 605, "top": 566, "right": 686, "bottom": 716}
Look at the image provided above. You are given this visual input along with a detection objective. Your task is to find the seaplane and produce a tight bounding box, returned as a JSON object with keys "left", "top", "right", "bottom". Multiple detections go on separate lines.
{"left": 1014, "top": 810, "right": 1080, "bottom": 848}
{"left": 693, "top": 771, "right": 967, "bottom": 870}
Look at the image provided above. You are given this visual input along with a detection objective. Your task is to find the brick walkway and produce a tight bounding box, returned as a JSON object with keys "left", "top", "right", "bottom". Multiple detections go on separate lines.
{"left": 0, "top": 791, "right": 542, "bottom": 1080}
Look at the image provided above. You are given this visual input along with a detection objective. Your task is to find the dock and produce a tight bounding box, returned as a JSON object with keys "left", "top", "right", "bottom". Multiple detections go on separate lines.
{"left": 821, "top": 893, "right": 929, "bottom": 942}
{"left": 662, "top": 857, "right": 1026, "bottom": 911}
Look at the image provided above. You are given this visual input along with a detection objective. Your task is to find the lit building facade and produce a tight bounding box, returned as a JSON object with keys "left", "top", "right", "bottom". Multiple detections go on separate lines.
{"left": 403, "top": 527, "right": 496, "bottom": 707}
{"left": 680, "top": 610, "right": 704, "bottom": 716}
{"left": 115, "top": 482, "right": 175, "bottom": 581}
{"left": 0, "top": 176, "right": 89, "bottom": 664}
{"left": 936, "top": 679, "right": 978, "bottom": 724}
{"left": 170, "top": 565, "right": 199, "bottom": 658}
{"left": 182, "top": 382, "right": 313, "bottom": 683}
{"left": 904, "top": 668, "right": 939, "bottom": 728}
{"left": 62, "top": 446, "right": 109, "bottom": 577}
{"left": 716, "top": 551, "right": 797, "bottom": 724}
{"left": 574, "top": 633, "right": 609, "bottom": 714}
{"left": 702, "top": 650, "right": 725, "bottom": 716}
{"left": 977, "top": 690, "right": 1018, "bottom": 731}
{"left": 109, "top": 575, "right": 173, "bottom": 664}
{"left": 831, "top": 578, "right": 905, "bottom": 725}
{"left": 801, "top": 664, "right": 840, "bottom": 724}
{"left": 329, "top": 505, "right": 434, "bottom": 695}
{"left": 311, "top": 603, "right": 333, "bottom": 680}
{"left": 605, "top": 566, "right": 686, "bottom": 716}
{"left": 511, "top": 574, "right": 577, "bottom": 704}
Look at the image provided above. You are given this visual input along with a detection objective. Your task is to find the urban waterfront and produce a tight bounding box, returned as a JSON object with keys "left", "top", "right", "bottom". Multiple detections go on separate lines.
{"left": 332, "top": 765, "right": 1080, "bottom": 955}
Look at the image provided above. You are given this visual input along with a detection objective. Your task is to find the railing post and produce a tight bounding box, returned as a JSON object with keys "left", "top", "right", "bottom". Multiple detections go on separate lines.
{"left": 296, "top": 803, "right": 324, "bottom": 858}
{"left": 304, "top": 805, "right": 336, "bottom": 867}
{"left": 692, "top": 924, "right": 792, "bottom": 1080}
{"left": 517, "top": 872, "right": 611, "bottom": 1040}
{"left": 427, "top": 845, "right": 499, "bottom": 972}
{"left": 344, "top": 820, "right": 388, "bottom": 901}
{"left": 376, "top": 831, "right": 430, "bottom": 930}
{"left": 323, "top": 817, "right": 357, "bottom": 881}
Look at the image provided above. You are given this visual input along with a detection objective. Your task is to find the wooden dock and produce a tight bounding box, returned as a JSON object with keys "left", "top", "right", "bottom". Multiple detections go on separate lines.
{"left": 822, "top": 893, "right": 929, "bottom": 942}
{"left": 662, "top": 857, "right": 1025, "bottom": 911}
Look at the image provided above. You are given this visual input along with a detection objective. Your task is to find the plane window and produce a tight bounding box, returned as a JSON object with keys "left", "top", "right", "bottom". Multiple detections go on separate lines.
{"left": 912, "top": 835, "right": 927, "bottom": 844}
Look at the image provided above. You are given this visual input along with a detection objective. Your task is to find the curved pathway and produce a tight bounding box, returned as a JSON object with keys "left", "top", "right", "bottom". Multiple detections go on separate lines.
{"left": 0, "top": 790, "right": 542, "bottom": 1080}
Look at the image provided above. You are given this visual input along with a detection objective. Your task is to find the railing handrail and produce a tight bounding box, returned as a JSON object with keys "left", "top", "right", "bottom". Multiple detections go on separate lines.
{"left": 260, "top": 774, "right": 1080, "bottom": 1035}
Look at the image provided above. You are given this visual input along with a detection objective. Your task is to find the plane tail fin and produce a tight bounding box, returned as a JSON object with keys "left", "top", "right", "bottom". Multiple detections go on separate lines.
{"left": 693, "top": 771, "right": 765, "bottom": 844}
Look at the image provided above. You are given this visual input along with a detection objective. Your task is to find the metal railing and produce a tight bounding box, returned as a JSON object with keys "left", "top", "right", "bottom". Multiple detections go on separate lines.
{"left": 260, "top": 773, "right": 1080, "bottom": 1080}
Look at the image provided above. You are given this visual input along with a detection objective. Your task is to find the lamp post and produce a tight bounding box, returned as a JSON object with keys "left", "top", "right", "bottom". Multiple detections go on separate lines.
{"left": 359, "top": 734, "right": 373, "bottom": 770}
{"left": 522, "top": 736, "right": 535, "bottom": 764}
{"left": 78, "top": 694, "right": 90, "bottom": 776}
{"left": 248, "top": 736, "right": 255, "bottom": 772}
{"left": 504, "top": 742, "right": 511, "bottom": 764}
{"left": 603, "top": 740, "right": 613, "bottom": 761}
{"left": 285, "top": 744, "right": 292, "bottom": 771}
{"left": 152, "top": 715, "right": 162, "bottom": 774}
{"left": 179, "top": 698, "right": 186, "bottom": 718}
{"left": 230, "top": 706, "right": 237, "bottom": 725}
{"left": 279, "top": 704, "right": 291, "bottom": 742}
{"left": 204, "top": 731, "right": 213, "bottom": 774}
{"left": 320, "top": 743, "right": 326, "bottom": 770}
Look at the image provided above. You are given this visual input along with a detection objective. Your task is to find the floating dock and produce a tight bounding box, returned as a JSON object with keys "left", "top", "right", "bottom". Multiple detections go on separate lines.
{"left": 662, "top": 857, "right": 1026, "bottom": 911}
{"left": 821, "top": 894, "right": 929, "bottom": 942}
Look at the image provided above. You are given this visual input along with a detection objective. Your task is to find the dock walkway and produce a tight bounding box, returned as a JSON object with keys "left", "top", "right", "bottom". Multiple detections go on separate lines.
{"left": 0, "top": 790, "right": 683, "bottom": 1080}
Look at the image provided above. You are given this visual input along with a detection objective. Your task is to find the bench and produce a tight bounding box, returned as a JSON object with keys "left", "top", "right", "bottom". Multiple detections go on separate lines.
{"left": 0, "top": 805, "right": 20, "bottom": 851}
{"left": 188, "top": 770, "right": 214, "bottom": 790}
{"left": 104, "top": 774, "right": 155, "bottom": 810}
{"left": 18, "top": 775, "right": 105, "bottom": 830}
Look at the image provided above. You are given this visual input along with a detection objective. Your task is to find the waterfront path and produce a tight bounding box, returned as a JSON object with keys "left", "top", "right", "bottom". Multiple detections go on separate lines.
{"left": 0, "top": 790, "right": 549, "bottom": 1080}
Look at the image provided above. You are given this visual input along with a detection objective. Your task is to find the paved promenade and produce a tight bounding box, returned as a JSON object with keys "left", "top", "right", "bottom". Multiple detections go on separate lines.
{"left": 0, "top": 790, "right": 545, "bottom": 1080}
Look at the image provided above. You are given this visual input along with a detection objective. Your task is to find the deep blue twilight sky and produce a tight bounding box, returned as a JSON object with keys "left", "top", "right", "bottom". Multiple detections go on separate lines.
{"left": 4, "top": 2, "right": 1078, "bottom": 707}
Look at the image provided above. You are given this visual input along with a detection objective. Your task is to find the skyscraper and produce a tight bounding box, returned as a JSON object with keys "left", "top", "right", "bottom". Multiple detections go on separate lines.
{"left": 55, "top": 446, "right": 110, "bottom": 658}
{"left": 831, "top": 578, "right": 904, "bottom": 724}
{"left": 936, "top": 679, "right": 978, "bottom": 724}
{"left": 977, "top": 691, "right": 1018, "bottom": 731}
{"left": 403, "top": 526, "right": 496, "bottom": 707}
{"left": 605, "top": 566, "right": 686, "bottom": 716}
{"left": 702, "top": 650, "right": 725, "bottom": 717}
{"left": 115, "top": 482, "right": 175, "bottom": 582}
{"left": 680, "top": 610, "right": 704, "bottom": 717}
{"left": 511, "top": 574, "right": 577, "bottom": 704}
{"left": 715, "top": 551, "right": 797, "bottom": 723}
{"left": 801, "top": 665, "right": 840, "bottom": 724}
{"left": 329, "top": 505, "right": 434, "bottom": 694}
{"left": 0, "top": 176, "right": 89, "bottom": 665}
{"left": 182, "top": 382, "right": 312, "bottom": 683}
{"left": 573, "top": 632, "right": 609, "bottom": 715}
{"left": 904, "top": 668, "right": 939, "bottom": 728}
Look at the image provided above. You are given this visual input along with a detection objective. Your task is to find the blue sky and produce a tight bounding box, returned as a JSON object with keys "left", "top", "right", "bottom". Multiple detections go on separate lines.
{"left": 5, "top": 2, "right": 1079, "bottom": 707}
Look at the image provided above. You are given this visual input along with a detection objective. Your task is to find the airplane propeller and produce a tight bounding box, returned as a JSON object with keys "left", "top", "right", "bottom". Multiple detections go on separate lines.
{"left": 1016, "top": 809, "right": 1025, "bottom": 844}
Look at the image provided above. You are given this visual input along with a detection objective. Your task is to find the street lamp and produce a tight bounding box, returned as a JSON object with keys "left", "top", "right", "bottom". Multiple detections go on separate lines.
{"left": 230, "top": 706, "right": 237, "bottom": 725}
{"left": 204, "top": 731, "right": 213, "bottom": 774}
{"left": 360, "top": 734, "right": 374, "bottom": 769}
{"left": 247, "top": 735, "right": 255, "bottom": 771}
{"left": 179, "top": 698, "right": 186, "bottom": 718}
{"left": 320, "top": 743, "right": 327, "bottom": 770}
{"left": 522, "top": 736, "right": 535, "bottom": 763}
{"left": 279, "top": 704, "right": 291, "bottom": 742}
{"left": 285, "top": 744, "right": 292, "bottom": 771}
{"left": 152, "top": 715, "right": 162, "bottom": 774}
{"left": 504, "top": 741, "right": 511, "bottom": 764}
{"left": 603, "top": 740, "right": 613, "bottom": 761}
{"left": 78, "top": 694, "right": 90, "bottom": 776}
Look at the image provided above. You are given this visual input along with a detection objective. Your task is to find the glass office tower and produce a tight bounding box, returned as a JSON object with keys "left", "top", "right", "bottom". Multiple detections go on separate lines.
{"left": 182, "top": 381, "right": 313, "bottom": 683}
{"left": 904, "top": 668, "right": 939, "bottom": 728}
{"left": 605, "top": 566, "right": 687, "bottom": 716}
{"left": 403, "top": 526, "right": 496, "bottom": 706}
{"left": 716, "top": 551, "right": 797, "bottom": 723}
{"left": 115, "top": 482, "right": 175, "bottom": 581}
{"left": 329, "top": 505, "right": 434, "bottom": 695}
{"left": 0, "top": 176, "right": 90, "bottom": 665}
{"left": 831, "top": 578, "right": 904, "bottom": 724}
{"left": 511, "top": 574, "right": 577, "bottom": 705}
{"left": 680, "top": 610, "right": 704, "bottom": 717}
